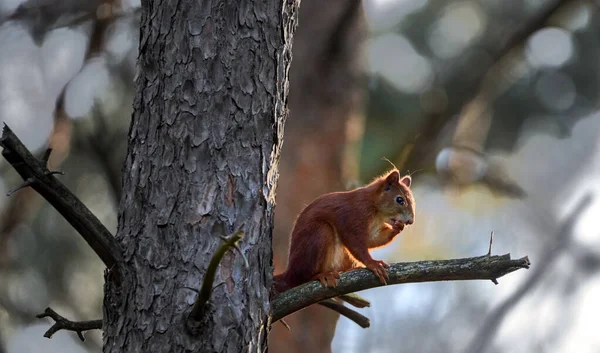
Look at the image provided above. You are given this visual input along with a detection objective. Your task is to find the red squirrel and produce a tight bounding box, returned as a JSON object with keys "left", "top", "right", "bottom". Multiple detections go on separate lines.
{"left": 273, "top": 168, "right": 415, "bottom": 293}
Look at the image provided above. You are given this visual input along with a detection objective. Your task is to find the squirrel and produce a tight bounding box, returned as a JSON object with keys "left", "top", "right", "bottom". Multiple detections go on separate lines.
{"left": 273, "top": 168, "right": 415, "bottom": 293}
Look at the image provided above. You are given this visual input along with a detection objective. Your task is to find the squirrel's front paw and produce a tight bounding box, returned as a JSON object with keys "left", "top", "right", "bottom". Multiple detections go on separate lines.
{"left": 313, "top": 271, "right": 341, "bottom": 288}
{"left": 365, "top": 260, "right": 390, "bottom": 284}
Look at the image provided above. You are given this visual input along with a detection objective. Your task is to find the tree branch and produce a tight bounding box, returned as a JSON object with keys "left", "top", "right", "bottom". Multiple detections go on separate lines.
{"left": 271, "top": 253, "right": 530, "bottom": 323}
{"left": 186, "top": 227, "right": 247, "bottom": 333}
{"left": 311, "top": 293, "right": 371, "bottom": 328}
{"left": 319, "top": 299, "right": 370, "bottom": 328}
{"left": 0, "top": 124, "right": 123, "bottom": 270}
{"left": 314, "top": 292, "right": 372, "bottom": 327}
{"left": 337, "top": 293, "right": 370, "bottom": 308}
{"left": 36, "top": 307, "right": 102, "bottom": 341}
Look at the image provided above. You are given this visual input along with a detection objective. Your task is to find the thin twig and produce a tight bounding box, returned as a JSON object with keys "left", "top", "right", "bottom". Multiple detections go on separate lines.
{"left": 36, "top": 307, "right": 102, "bottom": 341}
{"left": 0, "top": 124, "right": 123, "bottom": 270}
{"left": 487, "top": 231, "right": 494, "bottom": 257}
{"left": 319, "top": 299, "right": 370, "bottom": 328}
{"left": 278, "top": 319, "right": 291, "bottom": 331}
{"left": 313, "top": 293, "right": 371, "bottom": 328}
{"left": 272, "top": 253, "right": 530, "bottom": 323}
{"left": 6, "top": 177, "right": 34, "bottom": 196}
{"left": 486, "top": 231, "right": 499, "bottom": 285}
{"left": 337, "top": 293, "right": 371, "bottom": 308}
{"left": 186, "top": 226, "right": 247, "bottom": 332}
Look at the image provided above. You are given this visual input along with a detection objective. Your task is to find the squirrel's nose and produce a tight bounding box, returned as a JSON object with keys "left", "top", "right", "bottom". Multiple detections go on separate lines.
{"left": 405, "top": 219, "right": 413, "bottom": 225}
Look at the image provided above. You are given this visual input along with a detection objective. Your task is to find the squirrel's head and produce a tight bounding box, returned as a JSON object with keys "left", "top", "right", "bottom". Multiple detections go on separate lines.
{"left": 377, "top": 170, "right": 415, "bottom": 226}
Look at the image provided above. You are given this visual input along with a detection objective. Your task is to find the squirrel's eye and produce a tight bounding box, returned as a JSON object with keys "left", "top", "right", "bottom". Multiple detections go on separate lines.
{"left": 395, "top": 196, "right": 405, "bottom": 205}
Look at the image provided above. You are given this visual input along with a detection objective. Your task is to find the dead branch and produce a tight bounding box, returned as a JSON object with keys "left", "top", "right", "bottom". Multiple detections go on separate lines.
{"left": 271, "top": 253, "right": 530, "bottom": 323}
{"left": 314, "top": 292, "right": 372, "bottom": 326}
{"left": 337, "top": 293, "right": 370, "bottom": 308}
{"left": 36, "top": 307, "right": 102, "bottom": 341}
{"left": 0, "top": 124, "right": 123, "bottom": 270}
{"left": 319, "top": 299, "right": 370, "bottom": 328}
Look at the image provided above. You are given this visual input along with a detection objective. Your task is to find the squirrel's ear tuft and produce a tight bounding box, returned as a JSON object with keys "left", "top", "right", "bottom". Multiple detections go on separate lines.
{"left": 400, "top": 175, "right": 411, "bottom": 187}
{"left": 385, "top": 170, "right": 399, "bottom": 187}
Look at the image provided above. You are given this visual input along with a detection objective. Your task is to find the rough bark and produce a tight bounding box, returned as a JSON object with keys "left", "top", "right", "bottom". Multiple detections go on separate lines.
{"left": 270, "top": 0, "right": 366, "bottom": 351}
{"left": 103, "top": 1, "right": 299, "bottom": 352}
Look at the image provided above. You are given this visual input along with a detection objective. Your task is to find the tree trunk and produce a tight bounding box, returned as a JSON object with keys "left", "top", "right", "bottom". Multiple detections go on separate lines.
{"left": 269, "top": 0, "right": 367, "bottom": 352}
{"left": 102, "top": 1, "right": 298, "bottom": 352}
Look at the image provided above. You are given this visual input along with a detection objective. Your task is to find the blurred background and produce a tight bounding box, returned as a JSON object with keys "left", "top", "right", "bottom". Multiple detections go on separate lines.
{"left": 1, "top": 0, "right": 599, "bottom": 352}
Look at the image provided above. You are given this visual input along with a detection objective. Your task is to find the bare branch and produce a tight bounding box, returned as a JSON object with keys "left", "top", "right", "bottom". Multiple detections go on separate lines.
{"left": 307, "top": 292, "right": 372, "bottom": 328}
{"left": 186, "top": 226, "right": 247, "bottom": 333}
{"left": 272, "top": 253, "right": 530, "bottom": 323}
{"left": 0, "top": 113, "right": 72, "bottom": 266}
{"left": 36, "top": 307, "right": 102, "bottom": 341}
{"left": 319, "top": 299, "right": 370, "bottom": 328}
{"left": 464, "top": 195, "right": 593, "bottom": 353}
{"left": 337, "top": 293, "right": 370, "bottom": 308}
{"left": 0, "top": 124, "right": 123, "bottom": 270}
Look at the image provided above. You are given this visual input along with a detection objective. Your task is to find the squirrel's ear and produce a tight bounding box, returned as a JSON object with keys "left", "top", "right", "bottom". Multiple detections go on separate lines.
{"left": 385, "top": 170, "right": 399, "bottom": 187}
{"left": 400, "top": 175, "right": 411, "bottom": 187}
